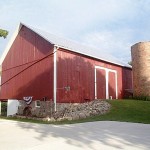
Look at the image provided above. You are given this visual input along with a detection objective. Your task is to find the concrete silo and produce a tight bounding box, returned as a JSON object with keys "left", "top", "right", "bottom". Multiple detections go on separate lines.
{"left": 131, "top": 42, "right": 150, "bottom": 97}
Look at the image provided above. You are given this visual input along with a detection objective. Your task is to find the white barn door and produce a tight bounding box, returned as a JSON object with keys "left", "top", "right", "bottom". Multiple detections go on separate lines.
{"left": 95, "top": 66, "right": 118, "bottom": 99}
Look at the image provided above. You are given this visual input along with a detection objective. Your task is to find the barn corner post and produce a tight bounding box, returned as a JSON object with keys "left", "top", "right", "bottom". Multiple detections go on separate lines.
{"left": 53, "top": 45, "right": 59, "bottom": 112}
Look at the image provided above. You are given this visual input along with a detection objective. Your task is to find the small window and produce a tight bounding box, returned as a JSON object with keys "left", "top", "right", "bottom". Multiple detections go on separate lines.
{"left": 35, "top": 100, "right": 41, "bottom": 107}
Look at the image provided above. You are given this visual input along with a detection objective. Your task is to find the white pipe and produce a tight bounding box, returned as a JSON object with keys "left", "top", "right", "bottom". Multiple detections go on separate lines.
{"left": 94, "top": 67, "right": 97, "bottom": 99}
{"left": 53, "top": 46, "right": 58, "bottom": 111}
{"left": 106, "top": 69, "right": 109, "bottom": 99}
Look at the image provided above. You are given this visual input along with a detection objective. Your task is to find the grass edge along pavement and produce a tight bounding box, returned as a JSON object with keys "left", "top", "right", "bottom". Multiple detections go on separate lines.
{"left": 0, "top": 100, "right": 150, "bottom": 124}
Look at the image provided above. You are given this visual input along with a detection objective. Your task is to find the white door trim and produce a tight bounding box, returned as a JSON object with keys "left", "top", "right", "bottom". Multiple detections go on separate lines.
{"left": 95, "top": 66, "right": 118, "bottom": 99}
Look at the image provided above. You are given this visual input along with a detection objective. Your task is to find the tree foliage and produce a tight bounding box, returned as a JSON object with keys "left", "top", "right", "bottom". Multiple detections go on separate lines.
{"left": 0, "top": 29, "right": 8, "bottom": 38}
{"left": 128, "top": 61, "right": 132, "bottom": 66}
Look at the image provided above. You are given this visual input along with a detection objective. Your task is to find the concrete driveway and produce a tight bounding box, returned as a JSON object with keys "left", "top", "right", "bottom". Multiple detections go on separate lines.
{"left": 0, "top": 119, "right": 150, "bottom": 150}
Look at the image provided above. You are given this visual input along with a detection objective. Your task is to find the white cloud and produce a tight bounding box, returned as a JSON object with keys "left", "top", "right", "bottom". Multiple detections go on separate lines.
{"left": 1, "top": 0, "right": 150, "bottom": 63}
{"left": 80, "top": 29, "right": 134, "bottom": 62}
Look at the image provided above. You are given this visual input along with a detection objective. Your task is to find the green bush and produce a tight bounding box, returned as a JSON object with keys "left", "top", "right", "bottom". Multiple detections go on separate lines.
{"left": 1, "top": 102, "right": 7, "bottom": 116}
{"left": 133, "top": 95, "right": 150, "bottom": 101}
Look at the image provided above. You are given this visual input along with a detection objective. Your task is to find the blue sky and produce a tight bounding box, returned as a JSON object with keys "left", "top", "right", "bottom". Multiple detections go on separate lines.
{"left": 1, "top": 0, "right": 150, "bottom": 63}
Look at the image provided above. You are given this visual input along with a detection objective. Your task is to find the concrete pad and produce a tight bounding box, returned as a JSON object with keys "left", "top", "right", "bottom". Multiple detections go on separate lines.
{"left": 0, "top": 119, "right": 150, "bottom": 150}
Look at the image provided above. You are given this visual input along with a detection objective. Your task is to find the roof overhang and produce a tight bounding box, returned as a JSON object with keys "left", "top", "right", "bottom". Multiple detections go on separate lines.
{"left": 0, "top": 22, "right": 132, "bottom": 69}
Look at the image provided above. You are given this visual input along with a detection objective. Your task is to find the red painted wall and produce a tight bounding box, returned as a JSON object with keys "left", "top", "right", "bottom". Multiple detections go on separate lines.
{"left": 122, "top": 67, "right": 133, "bottom": 97}
{"left": 108, "top": 72, "right": 116, "bottom": 99}
{"left": 57, "top": 48, "right": 132, "bottom": 103}
{"left": 96, "top": 69, "right": 106, "bottom": 99}
{"left": 0, "top": 26, "right": 132, "bottom": 103}
{"left": 0, "top": 26, "right": 54, "bottom": 100}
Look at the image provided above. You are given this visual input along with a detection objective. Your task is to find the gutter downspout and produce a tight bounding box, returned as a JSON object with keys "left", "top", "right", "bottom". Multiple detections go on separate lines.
{"left": 53, "top": 45, "right": 58, "bottom": 111}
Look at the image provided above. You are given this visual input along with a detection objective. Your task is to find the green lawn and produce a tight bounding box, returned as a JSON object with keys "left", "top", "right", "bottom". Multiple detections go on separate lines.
{"left": 1, "top": 100, "right": 150, "bottom": 124}
{"left": 59, "top": 100, "right": 150, "bottom": 124}
{"left": 87, "top": 100, "right": 150, "bottom": 124}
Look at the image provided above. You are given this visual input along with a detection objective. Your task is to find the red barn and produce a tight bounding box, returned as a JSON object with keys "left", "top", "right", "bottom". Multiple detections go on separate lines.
{"left": 0, "top": 23, "right": 132, "bottom": 113}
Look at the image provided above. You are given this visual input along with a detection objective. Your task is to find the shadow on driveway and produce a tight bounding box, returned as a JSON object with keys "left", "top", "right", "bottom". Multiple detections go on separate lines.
{"left": 16, "top": 121, "right": 150, "bottom": 150}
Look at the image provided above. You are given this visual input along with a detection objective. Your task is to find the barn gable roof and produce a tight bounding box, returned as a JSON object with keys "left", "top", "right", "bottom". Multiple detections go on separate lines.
{"left": 0, "top": 23, "right": 131, "bottom": 68}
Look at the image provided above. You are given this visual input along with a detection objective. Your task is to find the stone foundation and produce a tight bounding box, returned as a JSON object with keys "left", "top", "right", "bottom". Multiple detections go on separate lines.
{"left": 18, "top": 100, "right": 54, "bottom": 118}
{"left": 53, "top": 100, "right": 111, "bottom": 121}
{"left": 17, "top": 99, "right": 111, "bottom": 121}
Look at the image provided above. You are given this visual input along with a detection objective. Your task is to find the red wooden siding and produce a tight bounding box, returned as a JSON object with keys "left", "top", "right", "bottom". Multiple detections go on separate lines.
{"left": 108, "top": 72, "right": 116, "bottom": 99}
{"left": 57, "top": 48, "right": 132, "bottom": 103}
{"left": 0, "top": 25, "right": 132, "bottom": 103}
{"left": 122, "top": 68, "right": 133, "bottom": 97}
{"left": 96, "top": 69, "right": 106, "bottom": 99}
{"left": 0, "top": 26, "right": 54, "bottom": 100}
{"left": 57, "top": 49, "right": 95, "bottom": 103}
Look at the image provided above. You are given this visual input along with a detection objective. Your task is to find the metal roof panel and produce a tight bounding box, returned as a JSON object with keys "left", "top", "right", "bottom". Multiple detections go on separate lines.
{"left": 0, "top": 22, "right": 131, "bottom": 68}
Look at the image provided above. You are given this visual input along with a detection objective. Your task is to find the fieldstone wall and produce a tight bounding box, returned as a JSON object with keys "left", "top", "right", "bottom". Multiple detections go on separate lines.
{"left": 18, "top": 100, "right": 54, "bottom": 117}
{"left": 131, "top": 42, "right": 150, "bottom": 96}
{"left": 53, "top": 100, "right": 111, "bottom": 121}
{"left": 17, "top": 100, "right": 111, "bottom": 121}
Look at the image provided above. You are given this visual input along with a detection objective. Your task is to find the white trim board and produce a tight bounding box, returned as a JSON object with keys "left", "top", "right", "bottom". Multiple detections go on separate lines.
{"left": 95, "top": 66, "right": 118, "bottom": 99}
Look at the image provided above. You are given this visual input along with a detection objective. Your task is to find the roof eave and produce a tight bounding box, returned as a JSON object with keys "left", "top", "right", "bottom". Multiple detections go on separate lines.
{"left": 55, "top": 44, "right": 132, "bottom": 69}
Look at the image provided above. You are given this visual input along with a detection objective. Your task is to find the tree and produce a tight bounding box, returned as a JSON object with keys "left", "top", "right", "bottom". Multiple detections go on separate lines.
{"left": 128, "top": 61, "right": 132, "bottom": 66}
{"left": 0, "top": 29, "right": 8, "bottom": 38}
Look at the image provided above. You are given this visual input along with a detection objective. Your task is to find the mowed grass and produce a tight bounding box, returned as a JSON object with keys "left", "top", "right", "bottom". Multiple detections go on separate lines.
{"left": 1, "top": 100, "right": 150, "bottom": 124}
{"left": 90, "top": 100, "right": 150, "bottom": 124}
{"left": 61, "top": 99, "right": 150, "bottom": 124}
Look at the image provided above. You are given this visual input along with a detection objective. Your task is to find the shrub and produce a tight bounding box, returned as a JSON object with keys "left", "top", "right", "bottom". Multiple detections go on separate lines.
{"left": 132, "top": 95, "right": 150, "bottom": 101}
{"left": 1, "top": 102, "right": 7, "bottom": 116}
